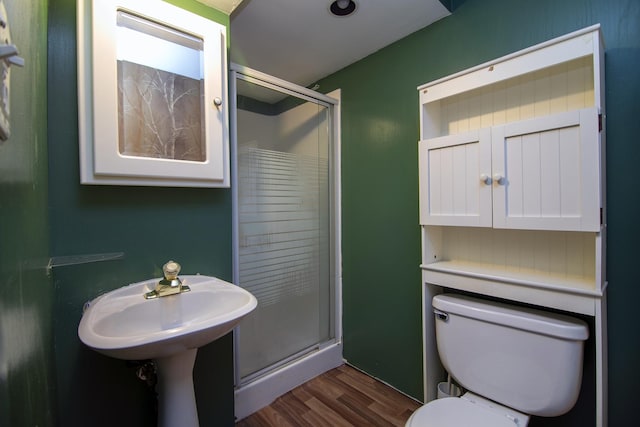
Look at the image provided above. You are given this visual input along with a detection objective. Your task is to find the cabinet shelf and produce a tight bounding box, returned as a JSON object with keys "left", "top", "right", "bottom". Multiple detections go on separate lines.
{"left": 422, "top": 260, "right": 602, "bottom": 297}
{"left": 422, "top": 258, "right": 604, "bottom": 317}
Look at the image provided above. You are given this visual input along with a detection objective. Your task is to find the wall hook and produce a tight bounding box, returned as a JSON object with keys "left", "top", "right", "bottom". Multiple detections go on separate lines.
{"left": 0, "top": 44, "right": 24, "bottom": 67}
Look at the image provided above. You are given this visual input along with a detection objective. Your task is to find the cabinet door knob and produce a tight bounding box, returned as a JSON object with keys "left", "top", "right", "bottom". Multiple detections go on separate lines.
{"left": 213, "top": 97, "right": 223, "bottom": 107}
{"left": 480, "top": 174, "right": 492, "bottom": 185}
{"left": 493, "top": 173, "right": 505, "bottom": 185}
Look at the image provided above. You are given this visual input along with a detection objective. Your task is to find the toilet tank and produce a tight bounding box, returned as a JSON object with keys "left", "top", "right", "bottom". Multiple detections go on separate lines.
{"left": 432, "top": 294, "right": 589, "bottom": 417}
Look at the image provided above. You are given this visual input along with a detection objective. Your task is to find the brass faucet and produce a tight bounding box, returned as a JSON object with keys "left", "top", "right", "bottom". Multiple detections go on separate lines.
{"left": 144, "top": 260, "right": 191, "bottom": 299}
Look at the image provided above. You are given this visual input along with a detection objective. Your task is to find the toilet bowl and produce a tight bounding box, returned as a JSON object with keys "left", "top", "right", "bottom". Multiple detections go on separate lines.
{"left": 407, "top": 294, "right": 588, "bottom": 426}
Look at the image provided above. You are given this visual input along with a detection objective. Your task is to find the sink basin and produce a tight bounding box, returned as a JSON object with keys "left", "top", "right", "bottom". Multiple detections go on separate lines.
{"left": 78, "top": 274, "right": 257, "bottom": 427}
{"left": 78, "top": 275, "right": 257, "bottom": 360}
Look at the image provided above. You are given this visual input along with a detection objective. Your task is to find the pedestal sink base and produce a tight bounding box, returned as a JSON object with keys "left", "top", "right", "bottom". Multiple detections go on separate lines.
{"left": 155, "top": 348, "right": 199, "bottom": 427}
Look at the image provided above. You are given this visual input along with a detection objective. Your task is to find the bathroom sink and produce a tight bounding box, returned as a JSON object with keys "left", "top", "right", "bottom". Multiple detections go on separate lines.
{"left": 78, "top": 271, "right": 257, "bottom": 427}
{"left": 78, "top": 275, "right": 257, "bottom": 360}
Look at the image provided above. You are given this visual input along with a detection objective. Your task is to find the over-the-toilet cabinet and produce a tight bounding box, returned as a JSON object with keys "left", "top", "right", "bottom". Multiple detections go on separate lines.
{"left": 418, "top": 25, "right": 607, "bottom": 426}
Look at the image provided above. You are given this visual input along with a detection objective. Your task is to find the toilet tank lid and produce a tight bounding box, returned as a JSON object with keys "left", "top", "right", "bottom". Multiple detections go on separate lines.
{"left": 433, "top": 294, "right": 588, "bottom": 341}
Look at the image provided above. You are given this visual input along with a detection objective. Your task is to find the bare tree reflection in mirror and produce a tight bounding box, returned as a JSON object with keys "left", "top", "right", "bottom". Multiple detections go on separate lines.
{"left": 118, "top": 61, "right": 205, "bottom": 162}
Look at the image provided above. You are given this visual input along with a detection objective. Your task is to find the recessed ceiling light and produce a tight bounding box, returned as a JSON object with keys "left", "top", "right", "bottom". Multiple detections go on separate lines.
{"left": 329, "top": 0, "right": 357, "bottom": 17}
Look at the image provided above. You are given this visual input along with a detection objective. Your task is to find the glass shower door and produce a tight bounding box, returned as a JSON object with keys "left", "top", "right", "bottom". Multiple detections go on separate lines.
{"left": 234, "top": 76, "right": 336, "bottom": 383}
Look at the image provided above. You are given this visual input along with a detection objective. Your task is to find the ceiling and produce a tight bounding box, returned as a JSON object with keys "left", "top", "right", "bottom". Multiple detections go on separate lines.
{"left": 223, "top": 0, "right": 452, "bottom": 89}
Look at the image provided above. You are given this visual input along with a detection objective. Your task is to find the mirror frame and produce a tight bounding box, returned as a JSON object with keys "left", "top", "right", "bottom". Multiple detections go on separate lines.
{"left": 77, "top": 0, "right": 229, "bottom": 187}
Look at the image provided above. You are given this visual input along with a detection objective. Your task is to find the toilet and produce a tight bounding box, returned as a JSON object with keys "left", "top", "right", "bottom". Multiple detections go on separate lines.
{"left": 407, "top": 293, "right": 589, "bottom": 426}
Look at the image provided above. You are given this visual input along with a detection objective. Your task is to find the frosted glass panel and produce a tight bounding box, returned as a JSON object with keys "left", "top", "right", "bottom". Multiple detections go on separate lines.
{"left": 236, "top": 80, "right": 333, "bottom": 379}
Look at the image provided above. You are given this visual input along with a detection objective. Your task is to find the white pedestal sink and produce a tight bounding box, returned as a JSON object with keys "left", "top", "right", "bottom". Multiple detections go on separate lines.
{"left": 78, "top": 275, "right": 257, "bottom": 427}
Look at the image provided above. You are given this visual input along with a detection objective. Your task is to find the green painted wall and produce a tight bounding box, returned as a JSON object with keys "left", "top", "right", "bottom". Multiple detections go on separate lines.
{"left": 47, "top": 0, "right": 234, "bottom": 425}
{"left": 0, "top": 0, "right": 56, "bottom": 426}
{"left": 318, "top": 0, "right": 639, "bottom": 425}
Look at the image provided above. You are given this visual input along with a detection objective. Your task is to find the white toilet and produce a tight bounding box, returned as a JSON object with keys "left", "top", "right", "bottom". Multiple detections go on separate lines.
{"left": 407, "top": 293, "right": 589, "bottom": 426}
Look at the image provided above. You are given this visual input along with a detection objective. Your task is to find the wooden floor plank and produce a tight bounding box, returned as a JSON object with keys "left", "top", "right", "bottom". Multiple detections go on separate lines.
{"left": 303, "top": 396, "right": 356, "bottom": 427}
{"left": 271, "top": 395, "right": 311, "bottom": 426}
{"left": 301, "top": 406, "right": 339, "bottom": 427}
{"left": 239, "top": 406, "right": 296, "bottom": 427}
{"left": 370, "top": 402, "right": 417, "bottom": 426}
{"left": 336, "top": 368, "right": 408, "bottom": 411}
{"left": 291, "top": 383, "right": 315, "bottom": 403}
{"left": 236, "top": 364, "right": 421, "bottom": 426}
{"left": 303, "top": 379, "right": 373, "bottom": 426}
{"left": 337, "top": 392, "right": 395, "bottom": 427}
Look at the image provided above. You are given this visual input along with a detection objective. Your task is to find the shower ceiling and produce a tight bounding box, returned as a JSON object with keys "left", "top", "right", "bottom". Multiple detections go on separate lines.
{"left": 227, "top": 0, "right": 452, "bottom": 89}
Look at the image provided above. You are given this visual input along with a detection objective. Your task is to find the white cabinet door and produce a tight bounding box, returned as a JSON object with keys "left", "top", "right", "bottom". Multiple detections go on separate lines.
{"left": 419, "top": 128, "right": 492, "bottom": 227}
{"left": 492, "top": 108, "right": 600, "bottom": 231}
{"left": 419, "top": 108, "right": 600, "bottom": 231}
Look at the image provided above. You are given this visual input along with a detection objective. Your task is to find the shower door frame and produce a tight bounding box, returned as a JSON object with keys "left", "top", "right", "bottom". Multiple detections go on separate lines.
{"left": 229, "top": 63, "right": 343, "bottom": 420}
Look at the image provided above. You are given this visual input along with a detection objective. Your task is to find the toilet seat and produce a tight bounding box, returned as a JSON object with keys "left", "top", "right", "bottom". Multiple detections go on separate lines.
{"left": 406, "top": 395, "right": 525, "bottom": 427}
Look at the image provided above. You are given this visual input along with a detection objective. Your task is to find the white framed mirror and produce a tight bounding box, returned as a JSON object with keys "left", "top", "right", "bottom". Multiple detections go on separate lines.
{"left": 77, "top": 0, "right": 229, "bottom": 187}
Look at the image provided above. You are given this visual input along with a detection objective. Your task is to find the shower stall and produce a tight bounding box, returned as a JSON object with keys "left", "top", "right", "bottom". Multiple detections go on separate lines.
{"left": 230, "top": 65, "right": 342, "bottom": 419}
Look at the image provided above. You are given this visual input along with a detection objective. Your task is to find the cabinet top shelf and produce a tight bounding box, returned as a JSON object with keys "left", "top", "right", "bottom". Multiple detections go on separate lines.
{"left": 417, "top": 24, "right": 603, "bottom": 105}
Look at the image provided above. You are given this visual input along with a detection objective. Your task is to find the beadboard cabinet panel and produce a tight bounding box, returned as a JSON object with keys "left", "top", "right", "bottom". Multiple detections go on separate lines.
{"left": 419, "top": 128, "right": 492, "bottom": 226}
{"left": 492, "top": 107, "right": 601, "bottom": 231}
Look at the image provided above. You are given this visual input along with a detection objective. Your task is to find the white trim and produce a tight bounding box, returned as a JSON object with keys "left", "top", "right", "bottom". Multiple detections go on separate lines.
{"left": 229, "top": 68, "right": 241, "bottom": 385}
{"left": 422, "top": 281, "right": 444, "bottom": 402}
{"left": 230, "top": 62, "right": 339, "bottom": 106}
{"left": 417, "top": 24, "right": 601, "bottom": 101}
{"left": 595, "top": 293, "right": 608, "bottom": 427}
{"left": 330, "top": 88, "right": 343, "bottom": 348}
{"left": 236, "top": 73, "right": 333, "bottom": 108}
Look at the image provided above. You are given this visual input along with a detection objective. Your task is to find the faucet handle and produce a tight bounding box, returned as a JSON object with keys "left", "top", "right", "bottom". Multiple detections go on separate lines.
{"left": 163, "top": 260, "right": 181, "bottom": 280}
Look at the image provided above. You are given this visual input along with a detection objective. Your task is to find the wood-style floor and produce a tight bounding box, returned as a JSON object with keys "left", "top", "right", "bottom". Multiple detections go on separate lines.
{"left": 236, "top": 364, "right": 421, "bottom": 427}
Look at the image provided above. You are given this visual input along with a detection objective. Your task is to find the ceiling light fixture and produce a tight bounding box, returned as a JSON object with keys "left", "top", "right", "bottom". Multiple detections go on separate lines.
{"left": 329, "top": 0, "right": 356, "bottom": 17}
